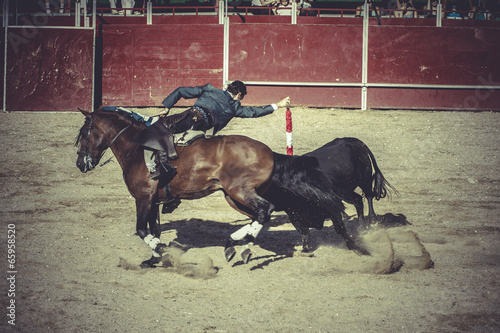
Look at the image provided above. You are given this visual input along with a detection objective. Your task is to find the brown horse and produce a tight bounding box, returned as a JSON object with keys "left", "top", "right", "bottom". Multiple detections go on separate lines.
{"left": 75, "top": 107, "right": 367, "bottom": 268}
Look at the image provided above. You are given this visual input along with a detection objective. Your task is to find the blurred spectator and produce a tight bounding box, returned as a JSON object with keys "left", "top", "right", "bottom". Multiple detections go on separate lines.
{"left": 468, "top": 0, "right": 492, "bottom": 19}
{"left": 273, "top": 0, "right": 294, "bottom": 15}
{"left": 395, "top": 0, "right": 417, "bottom": 17}
{"left": 251, "top": 0, "right": 278, "bottom": 15}
{"left": 424, "top": 0, "right": 447, "bottom": 18}
{"left": 134, "top": 0, "right": 145, "bottom": 14}
{"left": 59, "top": 0, "right": 70, "bottom": 13}
{"left": 44, "top": 0, "right": 66, "bottom": 14}
{"left": 447, "top": 5, "right": 462, "bottom": 18}
{"left": 355, "top": 1, "right": 380, "bottom": 17}
{"left": 109, "top": 0, "right": 121, "bottom": 14}
{"left": 494, "top": 0, "right": 500, "bottom": 20}
{"left": 122, "top": 0, "right": 135, "bottom": 15}
{"left": 298, "top": 0, "right": 315, "bottom": 16}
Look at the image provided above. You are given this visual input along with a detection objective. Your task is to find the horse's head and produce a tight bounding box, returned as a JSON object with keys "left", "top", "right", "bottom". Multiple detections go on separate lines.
{"left": 75, "top": 109, "right": 110, "bottom": 173}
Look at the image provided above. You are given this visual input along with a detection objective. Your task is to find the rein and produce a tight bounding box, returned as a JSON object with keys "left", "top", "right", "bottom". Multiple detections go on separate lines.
{"left": 98, "top": 123, "right": 133, "bottom": 166}
{"left": 78, "top": 114, "right": 134, "bottom": 168}
{"left": 109, "top": 123, "right": 133, "bottom": 147}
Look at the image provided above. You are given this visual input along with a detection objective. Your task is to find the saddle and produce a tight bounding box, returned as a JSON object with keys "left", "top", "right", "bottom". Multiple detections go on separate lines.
{"left": 159, "top": 107, "right": 208, "bottom": 156}
{"left": 143, "top": 133, "right": 202, "bottom": 215}
{"left": 143, "top": 129, "right": 207, "bottom": 194}
{"left": 174, "top": 130, "right": 206, "bottom": 146}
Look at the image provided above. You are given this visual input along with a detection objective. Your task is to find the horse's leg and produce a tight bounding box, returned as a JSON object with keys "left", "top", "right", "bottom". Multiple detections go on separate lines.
{"left": 223, "top": 192, "right": 274, "bottom": 263}
{"left": 330, "top": 210, "right": 370, "bottom": 256}
{"left": 135, "top": 195, "right": 169, "bottom": 268}
{"left": 222, "top": 195, "right": 249, "bottom": 262}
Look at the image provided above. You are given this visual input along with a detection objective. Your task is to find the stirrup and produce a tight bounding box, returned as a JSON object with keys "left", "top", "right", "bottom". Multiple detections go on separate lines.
{"left": 159, "top": 163, "right": 177, "bottom": 185}
{"left": 162, "top": 197, "right": 181, "bottom": 214}
{"left": 151, "top": 168, "right": 161, "bottom": 180}
{"left": 152, "top": 151, "right": 177, "bottom": 182}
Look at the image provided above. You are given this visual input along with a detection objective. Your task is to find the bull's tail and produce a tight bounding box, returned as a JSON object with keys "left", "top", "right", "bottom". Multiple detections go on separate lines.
{"left": 270, "top": 153, "right": 345, "bottom": 215}
{"left": 354, "top": 139, "right": 398, "bottom": 200}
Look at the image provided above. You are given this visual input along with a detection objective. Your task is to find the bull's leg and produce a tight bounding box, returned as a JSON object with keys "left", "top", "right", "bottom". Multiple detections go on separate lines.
{"left": 342, "top": 192, "right": 365, "bottom": 223}
{"left": 300, "top": 231, "right": 312, "bottom": 253}
{"left": 366, "top": 196, "right": 377, "bottom": 222}
{"left": 331, "top": 211, "right": 370, "bottom": 256}
{"left": 288, "top": 212, "right": 313, "bottom": 253}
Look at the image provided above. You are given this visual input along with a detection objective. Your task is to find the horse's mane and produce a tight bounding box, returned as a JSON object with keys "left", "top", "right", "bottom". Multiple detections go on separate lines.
{"left": 75, "top": 106, "right": 153, "bottom": 147}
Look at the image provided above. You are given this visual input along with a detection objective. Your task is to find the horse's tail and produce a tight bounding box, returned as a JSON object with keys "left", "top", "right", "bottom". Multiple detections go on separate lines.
{"left": 353, "top": 138, "right": 398, "bottom": 200}
{"left": 271, "top": 153, "right": 345, "bottom": 215}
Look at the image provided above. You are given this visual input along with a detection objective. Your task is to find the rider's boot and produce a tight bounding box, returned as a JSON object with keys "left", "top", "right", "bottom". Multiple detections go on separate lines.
{"left": 151, "top": 151, "right": 177, "bottom": 181}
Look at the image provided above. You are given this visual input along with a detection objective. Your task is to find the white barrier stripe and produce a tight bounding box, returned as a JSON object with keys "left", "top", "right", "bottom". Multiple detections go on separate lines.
{"left": 286, "top": 132, "right": 293, "bottom": 147}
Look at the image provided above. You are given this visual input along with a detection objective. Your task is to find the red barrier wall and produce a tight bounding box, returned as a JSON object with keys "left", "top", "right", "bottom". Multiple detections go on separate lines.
{"left": 368, "top": 26, "right": 498, "bottom": 86}
{"left": 5, "top": 28, "right": 94, "bottom": 111}
{"left": 101, "top": 23, "right": 224, "bottom": 107}
{"left": 226, "top": 18, "right": 500, "bottom": 110}
{"left": 5, "top": 15, "right": 499, "bottom": 111}
{"left": 365, "top": 24, "right": 500, "bottom": 110}
{"left": 229, "top": 23, "right": 362, "bottom": 83}
{"left": 228, "top": 22, "right": 364, "bottom": 107}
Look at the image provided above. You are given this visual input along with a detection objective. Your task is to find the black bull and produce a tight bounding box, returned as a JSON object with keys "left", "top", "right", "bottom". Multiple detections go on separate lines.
{"left": 263, "top": 137, "right": 396, "bottom": 253}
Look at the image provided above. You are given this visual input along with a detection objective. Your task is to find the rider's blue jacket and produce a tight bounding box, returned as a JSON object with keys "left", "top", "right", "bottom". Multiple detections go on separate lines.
{"left": 162, "top": 84, "right": 276, "bottom": 134}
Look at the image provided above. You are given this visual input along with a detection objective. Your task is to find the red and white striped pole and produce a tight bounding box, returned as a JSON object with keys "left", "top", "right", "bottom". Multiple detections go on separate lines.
{"left": 286, "top": 107, "right": 293, "bottom": 155}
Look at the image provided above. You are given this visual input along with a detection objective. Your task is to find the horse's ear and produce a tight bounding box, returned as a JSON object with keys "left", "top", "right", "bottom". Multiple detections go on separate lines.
{"left": 78, "top": 108, "right": 92, "bottom": 118}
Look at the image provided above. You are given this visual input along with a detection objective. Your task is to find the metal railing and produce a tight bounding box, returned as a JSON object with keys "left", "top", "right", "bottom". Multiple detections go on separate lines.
{"left": 4, "top": 1, "right": 500, "bottom": 27}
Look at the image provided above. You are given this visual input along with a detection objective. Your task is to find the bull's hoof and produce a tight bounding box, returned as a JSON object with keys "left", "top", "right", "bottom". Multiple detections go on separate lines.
{"left": 155, "top": 241, "right": 189, "bottom": 255}
{"left": 354, "top": 246, "right": 371, "bottom": 256}
{"left": 140, "top": 255, "right": 162, "bottom": 269}
{"left": 301, "top": 245, "right": 313, "bottom": 253}
{"left": 241, "top": 248, "right": 252, "bottom": 264}
{"left": 298, "top": 250, "right": 315, "bottom": 258}
{"left": 167, "top": 241, "right": 189, "bottom": 253}
{"left": 224, "top": 246, "right": 236, "bottom": 262}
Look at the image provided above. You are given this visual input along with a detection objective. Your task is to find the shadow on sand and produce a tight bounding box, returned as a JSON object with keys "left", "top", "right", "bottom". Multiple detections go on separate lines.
{"left": 157, "top": 212, "right": 411, "bottom": 266}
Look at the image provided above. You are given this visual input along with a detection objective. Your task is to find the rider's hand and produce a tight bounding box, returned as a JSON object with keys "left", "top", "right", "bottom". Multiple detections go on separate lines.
{"left": 276, "top": 97, "right": 291, "bottom": 108}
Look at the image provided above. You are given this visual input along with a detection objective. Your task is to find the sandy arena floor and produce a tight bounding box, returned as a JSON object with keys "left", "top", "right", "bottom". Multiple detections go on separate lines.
{"left": 0, "top": 107, "right": 499, "bottom": 332}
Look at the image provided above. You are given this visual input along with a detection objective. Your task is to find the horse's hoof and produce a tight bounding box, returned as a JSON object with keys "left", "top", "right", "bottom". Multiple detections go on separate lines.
{"left": 224, "top": 246, "right": 236, "bottom": 262}
{"left": 155, "top": 243, "right": 169, "bottom": 254}
{"left": 140, "top": 261, "right": 155, "bottom": 269}
{"left": 140, "top": 254, "right": 162, "bottom": 268}
{"left": 140, "top": 258, "right": 159, "bottom": 269}
{"left": 241, "top": 248, "right": 252, "bottom": 264}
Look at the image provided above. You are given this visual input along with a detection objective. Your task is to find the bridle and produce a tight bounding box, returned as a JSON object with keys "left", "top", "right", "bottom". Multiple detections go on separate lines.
{"left": 77, "top": 114, "right": 133, "bottom": 170}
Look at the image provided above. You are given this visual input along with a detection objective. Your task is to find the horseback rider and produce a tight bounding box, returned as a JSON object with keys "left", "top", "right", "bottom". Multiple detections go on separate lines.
{"left": 133, "top": 80, "right": 290, "bottom": 183}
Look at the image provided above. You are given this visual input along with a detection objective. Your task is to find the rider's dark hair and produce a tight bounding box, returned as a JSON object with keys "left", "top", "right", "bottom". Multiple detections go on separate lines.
{"left": 226, "top": 80, "right": 247, "bottom": 99}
